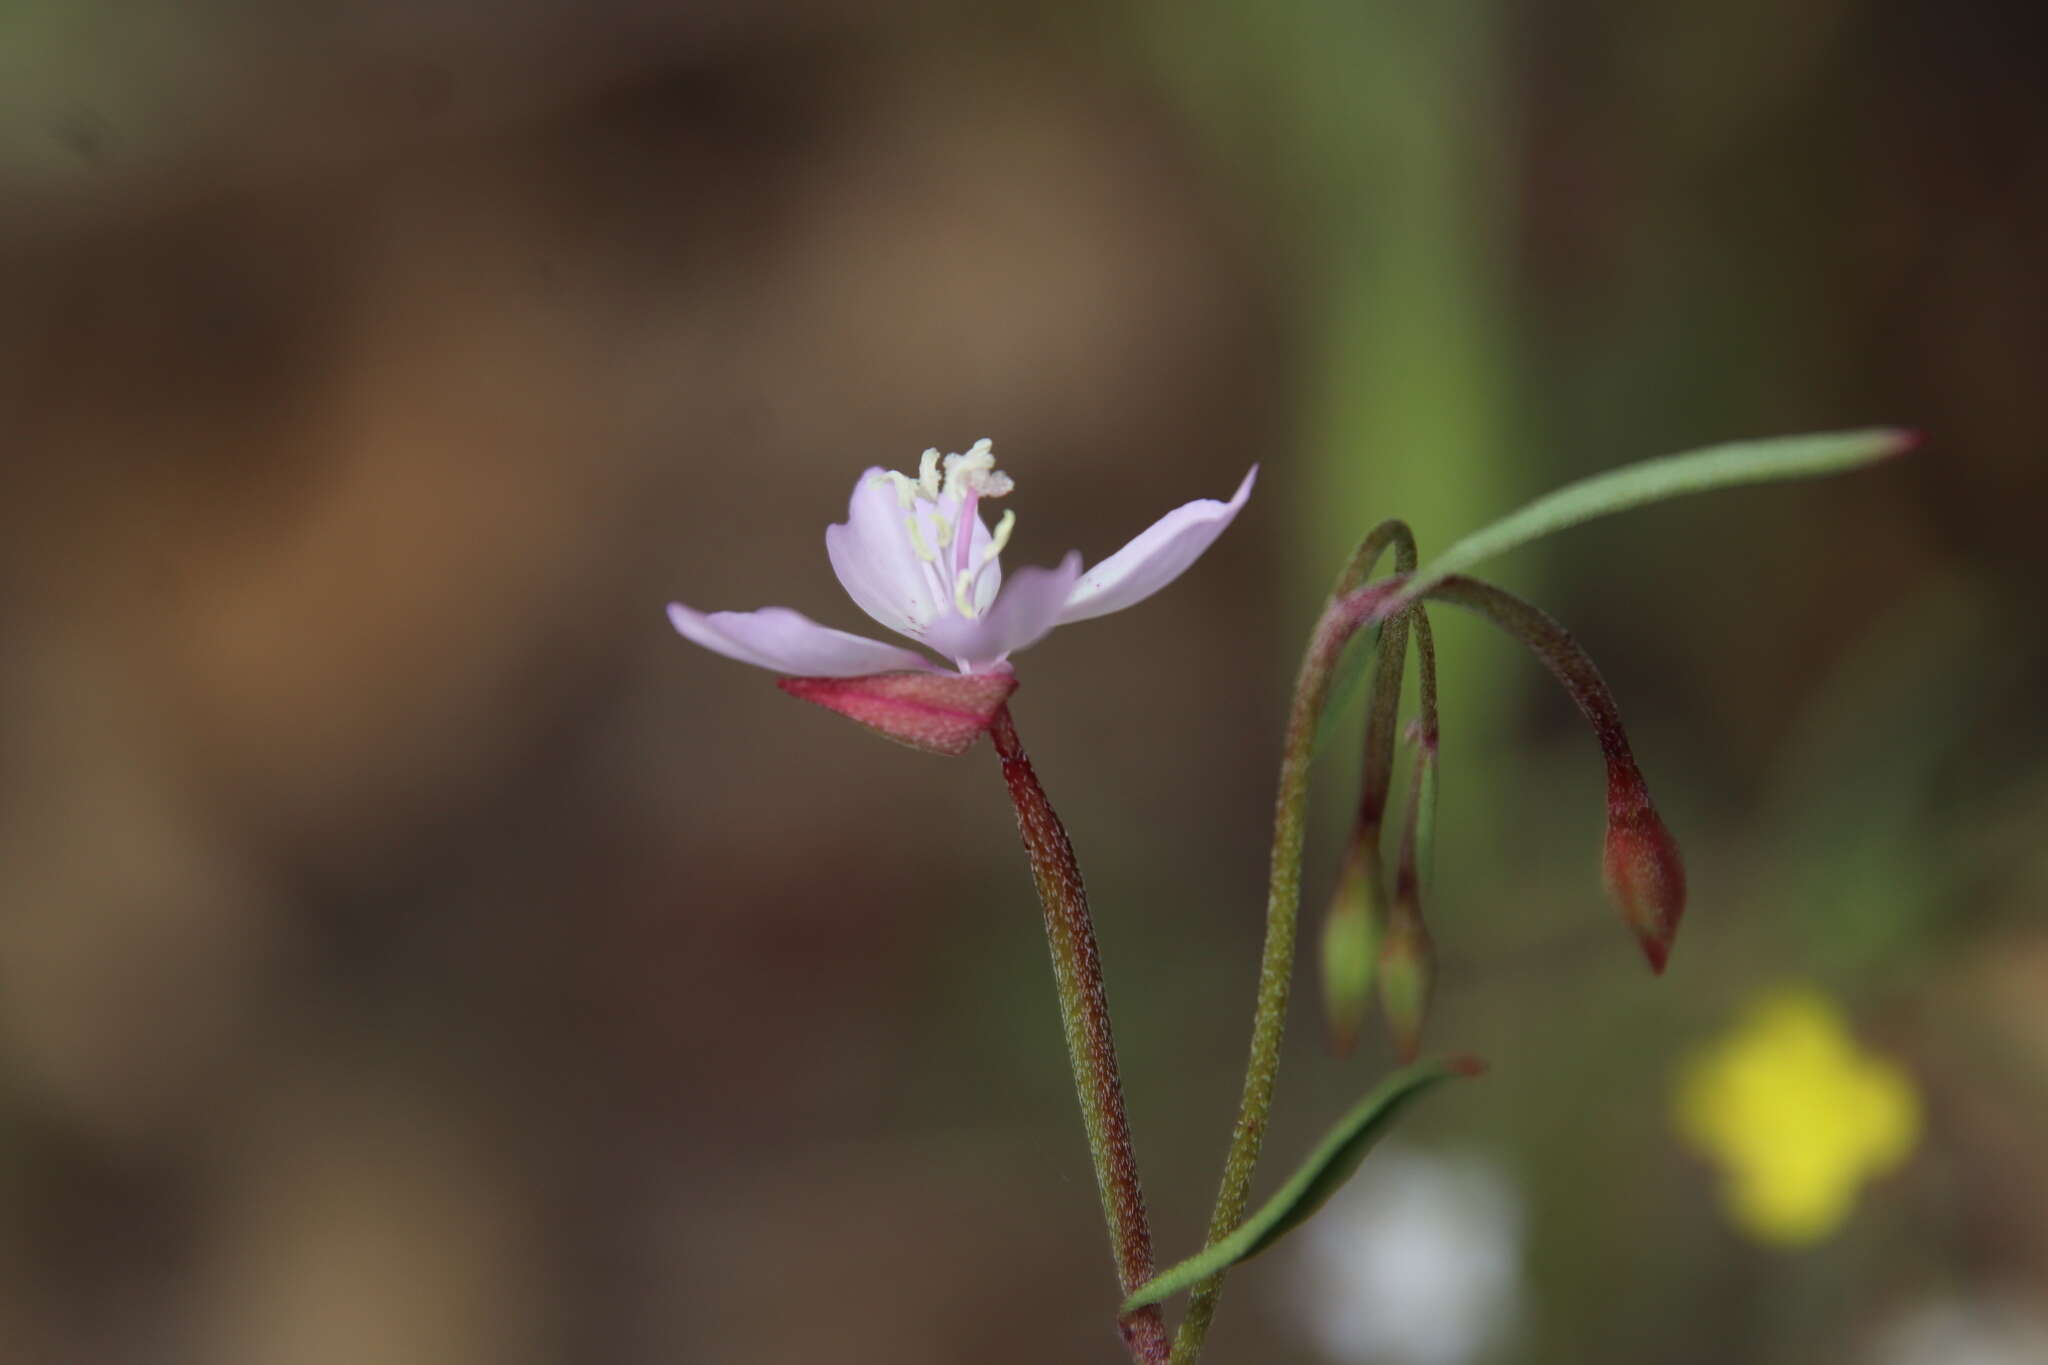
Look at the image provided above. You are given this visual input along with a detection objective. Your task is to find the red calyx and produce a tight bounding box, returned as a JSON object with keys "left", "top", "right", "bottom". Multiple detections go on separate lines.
{"left": 777, "top": 669, "right": 1020, "bottom": 757}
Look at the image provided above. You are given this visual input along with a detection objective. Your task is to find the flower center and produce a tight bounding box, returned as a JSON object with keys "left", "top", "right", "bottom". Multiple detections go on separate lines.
{"left": 873, "top": 439, "right": 1015, "bottom": 620}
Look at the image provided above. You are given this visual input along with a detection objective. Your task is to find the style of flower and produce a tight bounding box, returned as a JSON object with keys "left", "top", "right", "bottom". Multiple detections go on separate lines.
{"left": 669, "top": 439, "right": 1256, "bottom": 677}
{"left": 1674, "top": 986, "right": 1920, "bottom": 1246}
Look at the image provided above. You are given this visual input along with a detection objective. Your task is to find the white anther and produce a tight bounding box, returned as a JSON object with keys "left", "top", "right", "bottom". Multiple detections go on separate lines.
{"left": 917, "top": 448, "right": 943, "bottom": 500}
{"left": 933, "top": 513, "right": 955, "bottom": 548}
{"left": 905, "top": 513, "right": 938, "bottom": 563}
{"left": 953, "top": 568, "right": 980, "bottom": 617}
{"left": 981, "top": 508, "right": 1015, "bottom": 567}
{"left": 941, "top": 438, "right": 1014, "bottom": 501}
{"left": 872, "top": 470, "right": 921, "bottom": 510}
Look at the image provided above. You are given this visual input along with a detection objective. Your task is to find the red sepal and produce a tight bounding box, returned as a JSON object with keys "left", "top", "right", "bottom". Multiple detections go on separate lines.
{"left": 777, "top": 669, "right": 1019, "bottom": 757}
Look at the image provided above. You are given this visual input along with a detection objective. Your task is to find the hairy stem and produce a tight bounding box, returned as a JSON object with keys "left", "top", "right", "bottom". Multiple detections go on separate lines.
{"left": 1173, "top": 579, "right": 1402, "bottom": 1362}
{"left": 987, "top": 704, "right": 1169, "bottom": 1364}
{"left": 1416, "top": 575, "right": 1642, "bottom": 796}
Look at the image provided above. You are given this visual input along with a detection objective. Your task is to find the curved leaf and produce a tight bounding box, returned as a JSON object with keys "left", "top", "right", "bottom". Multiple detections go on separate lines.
{"left": 1396, "top": 428, "right": 1914, "bottom": 608}
{"left": 1121, "top": 1055, "right": 1484, "bottom": 1314}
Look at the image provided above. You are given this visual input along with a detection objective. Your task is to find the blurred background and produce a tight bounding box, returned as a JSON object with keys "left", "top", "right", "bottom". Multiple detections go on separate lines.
{"left": 2, "top": 2, "right": 2044, "bottom": 1362}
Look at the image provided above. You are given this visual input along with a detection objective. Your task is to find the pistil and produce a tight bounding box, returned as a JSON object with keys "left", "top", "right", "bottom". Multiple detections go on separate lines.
{"left": 880, "top": 439, "right": 1019, "bottom": 623}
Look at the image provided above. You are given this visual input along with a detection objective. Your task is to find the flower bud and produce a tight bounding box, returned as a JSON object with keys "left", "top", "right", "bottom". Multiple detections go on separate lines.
{"left": 777, "top": 669, "right": 1018, "bottom": 757}
{"left": 1420, "top": 575, "right": 1687, "bottom": 975}
{"left": 1320, "top": 842, "right": 1385, "bottom": 1057}
{"left": 1374, "top": 736, "right": 1439, "bottom": 1061}
{"left": 1603, "top": 774, "right": 1687, "bottom": 974}
{"left": 1377, "top": 906, "right": 1434, "bottom": 1064}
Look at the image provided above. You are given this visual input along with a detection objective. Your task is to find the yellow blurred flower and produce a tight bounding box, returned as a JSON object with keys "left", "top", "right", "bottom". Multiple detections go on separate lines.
{"left": 1674, "top": 986, "right": 1919, "bottom": 1246}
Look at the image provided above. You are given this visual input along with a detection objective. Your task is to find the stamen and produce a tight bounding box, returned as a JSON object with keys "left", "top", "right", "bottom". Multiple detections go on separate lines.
{"left": 905, "top": 513, "right": 938, "bottom": 563}
{"left": 872, "top": 470, "right": 920, "bottom": 510}
{"left": 941, "top": 438, "right": 1014, "bottom": 501}
{"left": 981, "top": 509, "right": 1015, "bottom": 566}
{"left": 878, "top": 443, "right": 1018, "bottom": 611}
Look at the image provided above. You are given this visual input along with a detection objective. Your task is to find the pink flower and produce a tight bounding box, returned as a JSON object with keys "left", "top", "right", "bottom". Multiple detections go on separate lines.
{"left": 669, "top": 440, "right": 1256, "bottom": 678}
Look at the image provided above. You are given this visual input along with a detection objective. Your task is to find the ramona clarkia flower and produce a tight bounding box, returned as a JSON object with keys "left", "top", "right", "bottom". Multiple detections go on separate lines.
{"left": 669, "top": 439, "right": 1256, "bottom": 677}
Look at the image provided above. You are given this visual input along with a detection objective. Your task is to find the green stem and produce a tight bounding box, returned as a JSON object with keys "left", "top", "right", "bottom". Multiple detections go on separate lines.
{"left": 1416, "top": 575, "right": 1642, "bottom": 793}
{"left": 1172, "top": 578, "right": 1403, "bottom": 1363}
{"left": 988, "top": 704, "right": 1170, "bottom": 1365}
{"left": 1410, "top": 606, "right": 1440, "bottom": 748}
{"left": 1350, "top": 523, "right": 1418, "bottom": 837}
{"left": 1333, "top": 518, "right": 1419, "bottom": 598}
{"left": 1317, "top": 520, "right": 1419, "bottom": 1056}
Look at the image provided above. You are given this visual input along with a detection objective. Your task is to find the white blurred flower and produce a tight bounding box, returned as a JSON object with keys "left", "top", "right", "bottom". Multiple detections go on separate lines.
{"left": 1864, "top": 1293, "right": 2048, "bottom": 1365}
{"left": 1285, "top": 1146, "right": 1524, "bottom": 1365}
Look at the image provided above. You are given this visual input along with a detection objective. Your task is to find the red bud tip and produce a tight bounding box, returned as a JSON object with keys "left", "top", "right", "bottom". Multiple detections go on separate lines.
{"left": 1446, "top": 1054, "right": 1490, "bottom": 1079}
{"left": 1602, "top": 805, "right": 1687, "bottom": 975}
{"left": 777, "top": 669, "right": 1018, "bottom": 757}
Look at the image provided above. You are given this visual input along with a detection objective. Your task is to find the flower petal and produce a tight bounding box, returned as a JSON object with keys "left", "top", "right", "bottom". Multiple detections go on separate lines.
{"left": 668, "top": 603, "right": 937, "bottom": 676}
{"left": 825, "top": 469, "right": 942, "bottom": 637}
{"left": 922, "top": 552, "right": 1085, "bottom": 671}
{"left": 1058, "top": 466, "right": 1258, "bottom": 625}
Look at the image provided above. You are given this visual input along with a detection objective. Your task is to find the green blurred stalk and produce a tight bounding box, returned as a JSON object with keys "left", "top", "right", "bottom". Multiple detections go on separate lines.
{"left": 1294, "top": 0, "right": 1515, "bottom": 747}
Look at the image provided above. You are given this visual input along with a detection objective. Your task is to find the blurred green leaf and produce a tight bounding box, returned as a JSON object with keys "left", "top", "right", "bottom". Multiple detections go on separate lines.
{"left": 1121, "top": 1055, "right": 1482, "bottom": 1313}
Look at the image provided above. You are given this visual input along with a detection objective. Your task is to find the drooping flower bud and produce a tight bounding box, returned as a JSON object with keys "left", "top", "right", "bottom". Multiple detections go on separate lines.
{"left": 1319, "top": 521, "right": 1430, "bottom": 1058}
{"left": 1377, "top": 904, "right": 1434, "bottom": 1065}
{"left": 1378, "top": 739, "right": 1438, "bottom": 1062}
{"left": 1320, "top": 839, "right": 1385, "bottom": 1057}
{"left": 777, "top": 668, "right": 1018, "bottom": 756}
{"left": 1603, "top": 770, "right": 1687, "bottom": 974}
{"left": 1346, "top": 525, "right": 1419, "bottom": 838}
{"left": 1417, "top": 574, "right": 1687, "bottom": 974}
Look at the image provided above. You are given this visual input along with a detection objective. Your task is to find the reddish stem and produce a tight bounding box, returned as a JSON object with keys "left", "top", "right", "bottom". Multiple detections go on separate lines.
{"left": 988, "top": 704, "right": 1169, "bottom": 1364}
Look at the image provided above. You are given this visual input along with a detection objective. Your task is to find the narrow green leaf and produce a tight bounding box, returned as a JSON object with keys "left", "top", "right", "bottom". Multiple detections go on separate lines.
{"left": 1395, "top": 428, "right": 1914, "bottom": 608}
{"left": 1121, "top": 1055, "right": 1483, "bottom": 1314}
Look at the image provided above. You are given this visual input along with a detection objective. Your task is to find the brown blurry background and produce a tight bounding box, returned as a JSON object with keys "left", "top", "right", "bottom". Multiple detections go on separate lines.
{"left": 2, "top": 3, "right": 2044, "bottom": 1363}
